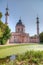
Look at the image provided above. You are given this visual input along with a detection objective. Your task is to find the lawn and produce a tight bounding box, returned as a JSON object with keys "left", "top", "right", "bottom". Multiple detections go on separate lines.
{"left": 0, "top": 43, "right": 43, "bottom": 58}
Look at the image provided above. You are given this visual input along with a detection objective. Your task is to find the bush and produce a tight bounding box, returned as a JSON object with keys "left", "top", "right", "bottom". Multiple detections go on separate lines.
{"left": 16, "top": 51, "right": 43, "bottom": 65}
{"left": 0, "top": 51, "right": 43, "bottom": 65}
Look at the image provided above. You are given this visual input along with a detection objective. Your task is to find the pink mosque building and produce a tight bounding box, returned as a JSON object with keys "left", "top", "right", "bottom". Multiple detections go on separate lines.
{"left": 9, "top": 18, "right": 39, "bottom": 43}
{"left": 5, "top": 6, "right": 39, "bottom": 43}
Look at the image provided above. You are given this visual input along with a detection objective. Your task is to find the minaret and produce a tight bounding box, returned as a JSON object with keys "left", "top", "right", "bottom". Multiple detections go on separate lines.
{"left": 36, "top": 16, "right": 40, "bottom": 43}
{"left": 5, "top": 5, "right": 9, "bottom": 24}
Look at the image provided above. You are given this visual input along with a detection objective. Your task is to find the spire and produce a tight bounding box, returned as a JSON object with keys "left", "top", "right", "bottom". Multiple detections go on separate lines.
{"left": 19, "top": 17, "right": 22, "bottom": 23}
{"left": 20, "top": 16, "right": 21, "bottom": 20}
{"left": 5, "top": 4, "right": 9, "bottom": 24}
{"left": 36, "top": 16, "right": 40, "bottom": 43}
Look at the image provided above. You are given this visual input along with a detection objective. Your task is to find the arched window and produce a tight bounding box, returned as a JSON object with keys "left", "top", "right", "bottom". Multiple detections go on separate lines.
{"left": 22, "top": 28, "right": 23, "bottom": 32}
{"left": 18, "top": 28, "right": 20, "bottom": 32}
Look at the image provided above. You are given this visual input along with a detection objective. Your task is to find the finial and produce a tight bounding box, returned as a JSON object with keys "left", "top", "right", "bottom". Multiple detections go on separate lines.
{"left": 36, "top": 14, "right": 39, "bottom": 20}
{"left": 6, "top": 3, "right": 9, "bottom": 10}
{"left": 20, "top": 16, "right": 21, "bottom": 20}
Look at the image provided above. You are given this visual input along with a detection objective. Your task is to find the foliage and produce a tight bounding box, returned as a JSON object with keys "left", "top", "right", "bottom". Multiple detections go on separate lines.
{"left": 0, "top": 13, "right": 11, "bottom": 45}
{"left": 15, "top": 51, "right": 43, "bottom": 65}
{"left": 39, "top": 32, "right": 43, "bottom": 42}
{"left": 16, "top": 51, "right": 43, "bottom": 60}
{"left": 0, "top": 51, "right": 43, "bottom": 65}
{"left": 0, "top": 12, "right": 2, "bottom": 20}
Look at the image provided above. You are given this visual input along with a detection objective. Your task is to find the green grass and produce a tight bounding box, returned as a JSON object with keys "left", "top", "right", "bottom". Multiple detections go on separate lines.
{"left": 0, "top": 43, "right": 43, "bottom": 58}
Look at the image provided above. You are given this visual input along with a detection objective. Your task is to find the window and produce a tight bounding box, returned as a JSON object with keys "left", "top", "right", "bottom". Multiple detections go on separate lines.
{"left": 14, "top": 36, "right": 15, "bottom": 38}
{"left": 18, "top": 28, "right": 20, "bottom": 32}
{"left": 22, "top": 28, "right": 23, "bottom": 31}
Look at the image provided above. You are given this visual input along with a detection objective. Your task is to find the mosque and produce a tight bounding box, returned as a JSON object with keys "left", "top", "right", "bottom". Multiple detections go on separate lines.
{"left": 5, "top": 6, "right": 40, "bottom": 43}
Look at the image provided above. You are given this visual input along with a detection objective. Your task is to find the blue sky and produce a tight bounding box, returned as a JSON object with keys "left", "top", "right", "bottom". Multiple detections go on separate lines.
{"left": 0, "top": 0, "right": 43, "bottom": 36}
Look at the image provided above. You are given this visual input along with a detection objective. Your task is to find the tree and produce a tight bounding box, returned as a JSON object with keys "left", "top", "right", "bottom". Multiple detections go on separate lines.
{"left": 39, "top": 32, "right": 43, "bottom": 43}
{"left": 0, "top": 12, "right": 2, "bottom": 20}
{"left": 0, "top": 12, "right": 11, "bottom": 45}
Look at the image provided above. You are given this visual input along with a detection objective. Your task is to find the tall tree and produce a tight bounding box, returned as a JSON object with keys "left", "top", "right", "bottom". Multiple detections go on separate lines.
{"left": 39, "top": 32, "right": 43, "bottom": 43}
{"left": 0, "top": 12, "right": 11, "bottom": 45}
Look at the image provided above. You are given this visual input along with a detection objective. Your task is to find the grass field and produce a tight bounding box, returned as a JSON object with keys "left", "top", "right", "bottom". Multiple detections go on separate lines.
{"left": 0, "top": 43, "right": 43, "bottom": 58}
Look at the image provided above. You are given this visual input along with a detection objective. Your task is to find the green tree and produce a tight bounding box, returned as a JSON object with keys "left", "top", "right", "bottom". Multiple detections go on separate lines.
{"left": 0, "top": 12, "right": 11, "bottom": 45}
{"left": 0, "top": 12, "right": 2, "bottom": 20}
{"left": 39, "top": 32, "right": 43, "bottom": 43}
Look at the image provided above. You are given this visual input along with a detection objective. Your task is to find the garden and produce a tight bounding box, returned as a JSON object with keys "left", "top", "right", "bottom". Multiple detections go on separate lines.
{"left": 0, "top": 44, "right": 43, "bottom": 65}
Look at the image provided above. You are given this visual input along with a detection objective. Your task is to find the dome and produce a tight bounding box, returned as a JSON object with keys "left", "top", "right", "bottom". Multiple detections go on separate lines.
{"left": 16, "top": 19, "right": 25, "bottom": 27}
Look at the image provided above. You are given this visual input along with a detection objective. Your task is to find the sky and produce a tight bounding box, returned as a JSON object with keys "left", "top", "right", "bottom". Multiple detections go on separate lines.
{"left": 0, "top": 0, "right": 43, "bottom": 36}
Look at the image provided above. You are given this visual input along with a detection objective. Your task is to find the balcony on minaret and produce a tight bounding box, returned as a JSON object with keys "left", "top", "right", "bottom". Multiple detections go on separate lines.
{"left": 36, "top": 16, "right": 39, "bottom": 23}
{"left": 5, "top": 11, "right": 9, "bottom": 16}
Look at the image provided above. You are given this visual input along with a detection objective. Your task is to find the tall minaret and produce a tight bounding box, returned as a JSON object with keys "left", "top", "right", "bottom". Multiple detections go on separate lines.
{"left": 5, "top": 5, "right": 9, "bottom": 24}
{"left": 36, "top": 16, "right": 40, "bottom": 43}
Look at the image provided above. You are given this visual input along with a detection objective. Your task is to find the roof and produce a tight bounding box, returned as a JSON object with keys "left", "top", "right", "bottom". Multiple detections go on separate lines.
{"left": 16, "top": 19, "right": 25, "bottom": 27}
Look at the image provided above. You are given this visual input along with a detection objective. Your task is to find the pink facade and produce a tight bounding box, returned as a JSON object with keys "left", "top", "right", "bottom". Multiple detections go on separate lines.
{"left": 30, "top": 37, "right": 39, "bottom": 43}
{"left": 9, "top": 32, "right": 30, "bottom": 43}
